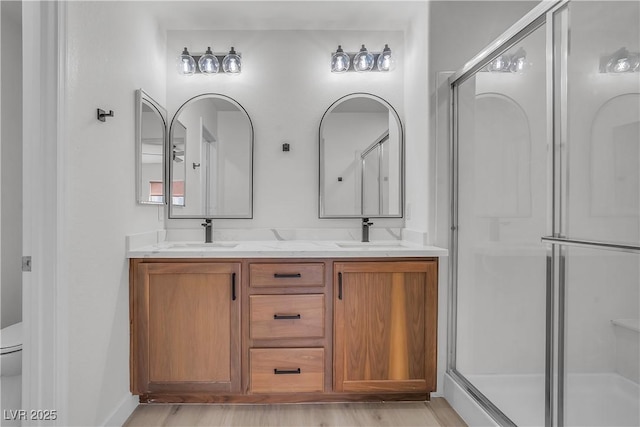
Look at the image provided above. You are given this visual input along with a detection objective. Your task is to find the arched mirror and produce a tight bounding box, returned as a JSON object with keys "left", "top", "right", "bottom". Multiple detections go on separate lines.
{"left": 169, "top": 93, "right": 253, "bottom": 218}
{"left": 135, "top": 89, "right": 167, "bottom": 205}
{"left": 319, "top": 93, "right": 403, "bottom": 218}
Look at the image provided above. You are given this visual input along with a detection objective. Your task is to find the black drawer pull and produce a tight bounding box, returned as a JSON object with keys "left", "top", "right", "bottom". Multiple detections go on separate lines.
{"left": 273, "top": 314, "right": 301, "bottom": 320}
{"left": 274, "top": 273, "right": 302, "bottom": 278}
{"left": 274, "top": 368, "right": 301, "bottom": 375}
{"left": 338, "top": 272, "right": 343, "bottom": 300}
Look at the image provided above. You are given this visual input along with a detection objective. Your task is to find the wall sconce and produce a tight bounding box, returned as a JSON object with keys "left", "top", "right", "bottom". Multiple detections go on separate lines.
{"left": 600, "top": 47, "right": 639, "bottom": 73}
{"left": 330, "top": 44, "right": 394, "bottom": 73}
{"left": 177, "top": 46, "right": 242, "bottom": 75}
{"left": 485, "top": 47, "right": 527, "bottom": 73}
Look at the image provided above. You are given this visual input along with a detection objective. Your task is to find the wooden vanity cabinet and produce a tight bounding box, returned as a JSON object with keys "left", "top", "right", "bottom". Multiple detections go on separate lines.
{"left": 333, "top": 260, "right": 438, "bottom": 394}
{"left": 130, "top": 260, "right": 242, "bottom": 397}
{"left": 130, "top": 257, "right": 438, "bottom": 402}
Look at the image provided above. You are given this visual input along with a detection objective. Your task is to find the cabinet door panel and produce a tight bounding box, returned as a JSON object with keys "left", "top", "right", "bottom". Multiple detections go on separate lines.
{"left": 133, "top": 262, "right": 241, "bottom": 394}
{"left": 148, "top": 273, "right": 230, "bottom": 382}
{"left": 334, "top": 261, "right": 437, "bottom": 393}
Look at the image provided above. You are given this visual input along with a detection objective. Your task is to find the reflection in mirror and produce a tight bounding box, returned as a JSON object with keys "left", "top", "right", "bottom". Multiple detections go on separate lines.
{"left": 319, "top": 93, "right": 403, "bottom": 218}
{"left": 171, "top": 121, "right": 186, "bottom": 207}
{"left": 169, "top": 94, "right": 253, "bottom": 218}
{"left": 135, "top": 89, "right": 167, "bottom": 205}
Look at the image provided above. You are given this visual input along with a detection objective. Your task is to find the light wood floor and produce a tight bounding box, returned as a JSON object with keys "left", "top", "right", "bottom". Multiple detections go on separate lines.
{"left": 123, "top": 398, "right": 467, "bottom": 427}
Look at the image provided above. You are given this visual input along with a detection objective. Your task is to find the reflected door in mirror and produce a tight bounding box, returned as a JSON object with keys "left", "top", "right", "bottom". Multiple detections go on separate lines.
{"left": 319, "top": 93, "right": 403, "bottom": 218}
{"left": 169, "top": 94, "right": 253, "bottom": 219}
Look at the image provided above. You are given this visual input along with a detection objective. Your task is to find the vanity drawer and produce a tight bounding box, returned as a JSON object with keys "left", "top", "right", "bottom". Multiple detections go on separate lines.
{"left": 250, "top": 294, "right": 324, "bottom": 339}
{"left": 249, "top": 263, "right": 325, "bottom": 288}
{"left": 250, "top": 348, "right": 324, "bottom": 393}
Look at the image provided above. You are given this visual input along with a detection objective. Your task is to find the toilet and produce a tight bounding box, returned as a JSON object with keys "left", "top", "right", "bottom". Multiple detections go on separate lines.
{"left": 1, "top": 322, "right": 22, "bottom": 376}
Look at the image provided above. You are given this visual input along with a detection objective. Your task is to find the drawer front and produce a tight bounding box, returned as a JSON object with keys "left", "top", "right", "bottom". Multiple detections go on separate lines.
{"left": 250, "top": 348, "right": 324, "bottom": 393}
{"left": 250, "top": 294, "right": 324, "bottom": 339}
{"left": 250, "top": 263, "right": 325, "bottom": 288}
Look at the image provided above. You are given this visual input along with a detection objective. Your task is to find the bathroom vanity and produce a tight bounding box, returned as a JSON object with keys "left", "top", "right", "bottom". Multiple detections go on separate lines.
{"left": 128, "top": 241, "right": 444, "bottom": 403}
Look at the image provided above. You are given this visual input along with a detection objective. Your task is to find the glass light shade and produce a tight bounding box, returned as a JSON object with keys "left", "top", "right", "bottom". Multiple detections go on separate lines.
{"left": 331, "top": 45, "right": 350, "bottom": 73}
{"left": 377, "top": 44, "right": 395, "bottom": 72}
{"left": 198, "top": 47, "right": 219, "bottom": 74}
{"left": 222, "top": 47, "right": 241, "bottom": 74}
{"left": 178, "top": 47, "right": 196, "bottom": 75}
{"left": 353, "top": 44, "right": 374, "bottom": 72}
{"left": 509, "top": 56, "right": 526, "bottom": 73}
{"left": 488, "top": 54, "right": 510, "bottom": 72}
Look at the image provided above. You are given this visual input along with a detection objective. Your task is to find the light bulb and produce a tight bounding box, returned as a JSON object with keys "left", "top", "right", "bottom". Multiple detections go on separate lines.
{"left": 353, "top": 44, "right": 374, "bottom": 72}
{"left": 198, "top": 47, "right": 219, "bottom": 74}
{"left": 222, "top": 47, "right": 241, "bottom": 74}
{"left": 377, "top": 44, "right": 394, "bottom": 72}
{"left": 331, "top": 45, "right": 350, "bottom": 73}
{"left": 177, "top": 47, "right": 196, "bottom": 75}
{"left": 489, "top": 55, "right": 510, "bottom": 72}
{"left": 510, "top": 56, "right": 526, "bottom": 73}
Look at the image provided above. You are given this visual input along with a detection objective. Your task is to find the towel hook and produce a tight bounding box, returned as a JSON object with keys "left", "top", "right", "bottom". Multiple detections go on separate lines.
{"left": 97, "top": 108, "right": 114, "bottom": 122}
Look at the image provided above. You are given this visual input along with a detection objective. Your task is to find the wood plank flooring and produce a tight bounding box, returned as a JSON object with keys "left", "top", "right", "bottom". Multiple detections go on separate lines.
{"left": 123, "top": 397, "right": 467, "bottom": 427}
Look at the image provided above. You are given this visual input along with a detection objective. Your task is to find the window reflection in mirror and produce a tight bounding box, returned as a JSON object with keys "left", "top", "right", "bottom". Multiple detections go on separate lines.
{"left": 136, "top": 89, "right": 167, "bottom": 205}
{"left": 169, "top": 94, "right": 253, "bottom": 218}
{"left": 319, "top": 93, "right": 403, "bottom": 218}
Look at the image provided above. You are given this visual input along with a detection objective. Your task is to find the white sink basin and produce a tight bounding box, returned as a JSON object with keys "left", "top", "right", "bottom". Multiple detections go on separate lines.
{"left": 163, "top": 242, "right": 238, "bottom": 249}
{"left": 336, "top": 241, "right": 405, "bottom": 249}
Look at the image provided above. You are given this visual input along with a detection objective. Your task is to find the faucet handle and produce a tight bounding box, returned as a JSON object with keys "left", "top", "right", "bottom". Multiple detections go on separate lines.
{"left": 201, "top": 219, "right": 212, "bottom": 228}
{"left": 362, "top": 218, "right": 373, "bottom": 226}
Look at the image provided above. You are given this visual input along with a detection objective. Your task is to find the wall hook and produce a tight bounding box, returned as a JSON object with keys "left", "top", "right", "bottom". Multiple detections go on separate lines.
{"left": 97, "top": 108, "right": 114, "bottom": 122}
{"left": 193, "top": 162, "right": 201, "bottom": 170}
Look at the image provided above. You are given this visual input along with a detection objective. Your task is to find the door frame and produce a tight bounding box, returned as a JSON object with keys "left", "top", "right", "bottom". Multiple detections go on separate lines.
{"left": 21, "top": 1, "right": 68, "bottom": 425}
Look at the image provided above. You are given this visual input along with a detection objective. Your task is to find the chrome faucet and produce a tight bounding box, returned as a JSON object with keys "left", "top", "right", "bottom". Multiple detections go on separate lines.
{"left": 201, "top": 219, "right": 213, "bottom": 243}
{"left": 361, "top": 218, "right": 374, "bottom": 242}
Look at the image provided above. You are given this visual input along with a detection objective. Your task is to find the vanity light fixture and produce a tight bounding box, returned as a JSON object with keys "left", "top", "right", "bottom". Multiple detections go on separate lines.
{"left": 601, "top": 47, "right": 640, "bottom": 73}
{"left": 222, "top": 47, "right": 242, "bottom": 74}
{"left": 485, "top": 48, "right": 526, "bottom": 73}
{"left": 177, "top": 46, "right": 242, "bottom": 75}
{"left": 353, "top": 44, "right": 375, "bottom": 72}
{"left": 178, "top": 47, "right": 196, "bottom": 75}
{"left": 198, "top": 47, "right": 219, "bottom": 74}
{"left": 331, "top": 45, "right": 351, "bottom": 73}
{"left": 377, "top": 44, "right": 394, "bottom": 72}
{"left": 331, "top": 44, "right": 394, "bottom": 73}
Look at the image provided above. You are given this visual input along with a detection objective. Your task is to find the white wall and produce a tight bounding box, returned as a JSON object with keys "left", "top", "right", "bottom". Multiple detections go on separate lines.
{"left": 165, "top": 29, "right": 406, "bottom": 231}
{"left": 1, "top": 0, "right": 23, "bottom": 329}
{"left": 64, "top": 2, "right": 166, "bottom": 425}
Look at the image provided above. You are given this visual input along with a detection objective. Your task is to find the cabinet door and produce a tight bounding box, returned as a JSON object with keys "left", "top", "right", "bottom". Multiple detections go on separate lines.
{"left": 132, "top": 262, "right": 241, "bottom": 394}
{"left": 334, "top": 260, "right": 437, "bottom": 393}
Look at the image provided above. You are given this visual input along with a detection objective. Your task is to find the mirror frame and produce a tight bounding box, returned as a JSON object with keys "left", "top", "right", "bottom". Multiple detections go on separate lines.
{"left": 318, "top": 92, "right": 404, "bottom": 219}
{"left": 168, "top": 93, "right": 254, "bottom": 219}
{"left": 135, "top": 89, "right": 167, "bottom": 205}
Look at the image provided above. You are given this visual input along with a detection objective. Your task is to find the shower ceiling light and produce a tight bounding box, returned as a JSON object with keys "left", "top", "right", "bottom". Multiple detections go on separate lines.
{"left": 601, "top": 47, "right": 640, "bottom": 73}
{"left": 177, "top": 46, "right": 241, "bottom": 75}
{"left": 330, "top": 44, "right": 395, "bottom": 73}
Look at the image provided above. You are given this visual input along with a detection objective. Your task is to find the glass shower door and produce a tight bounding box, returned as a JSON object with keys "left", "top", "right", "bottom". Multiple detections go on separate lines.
{"left": 453, "top": 23, "right": 549, "bottom": 426}
{"left": 557, "top": 1, "right": 640, "bottom": 425}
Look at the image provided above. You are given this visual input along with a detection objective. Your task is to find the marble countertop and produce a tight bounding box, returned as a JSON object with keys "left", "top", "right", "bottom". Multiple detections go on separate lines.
{"left": 127, "top": 239, "right": 448, "bottom": 259}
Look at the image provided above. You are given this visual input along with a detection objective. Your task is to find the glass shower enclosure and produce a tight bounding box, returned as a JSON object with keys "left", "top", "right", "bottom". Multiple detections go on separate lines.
{"left": 449, "top": 1, "right": 639, "bottom": 426}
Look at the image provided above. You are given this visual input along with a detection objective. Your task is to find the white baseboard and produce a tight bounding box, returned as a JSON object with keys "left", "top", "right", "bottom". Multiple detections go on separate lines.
{"left": 101, "top": 394, "right": 138, "bottom": 427}
{"left": 443, "top": 373, "right": 498, "bottom": 427}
